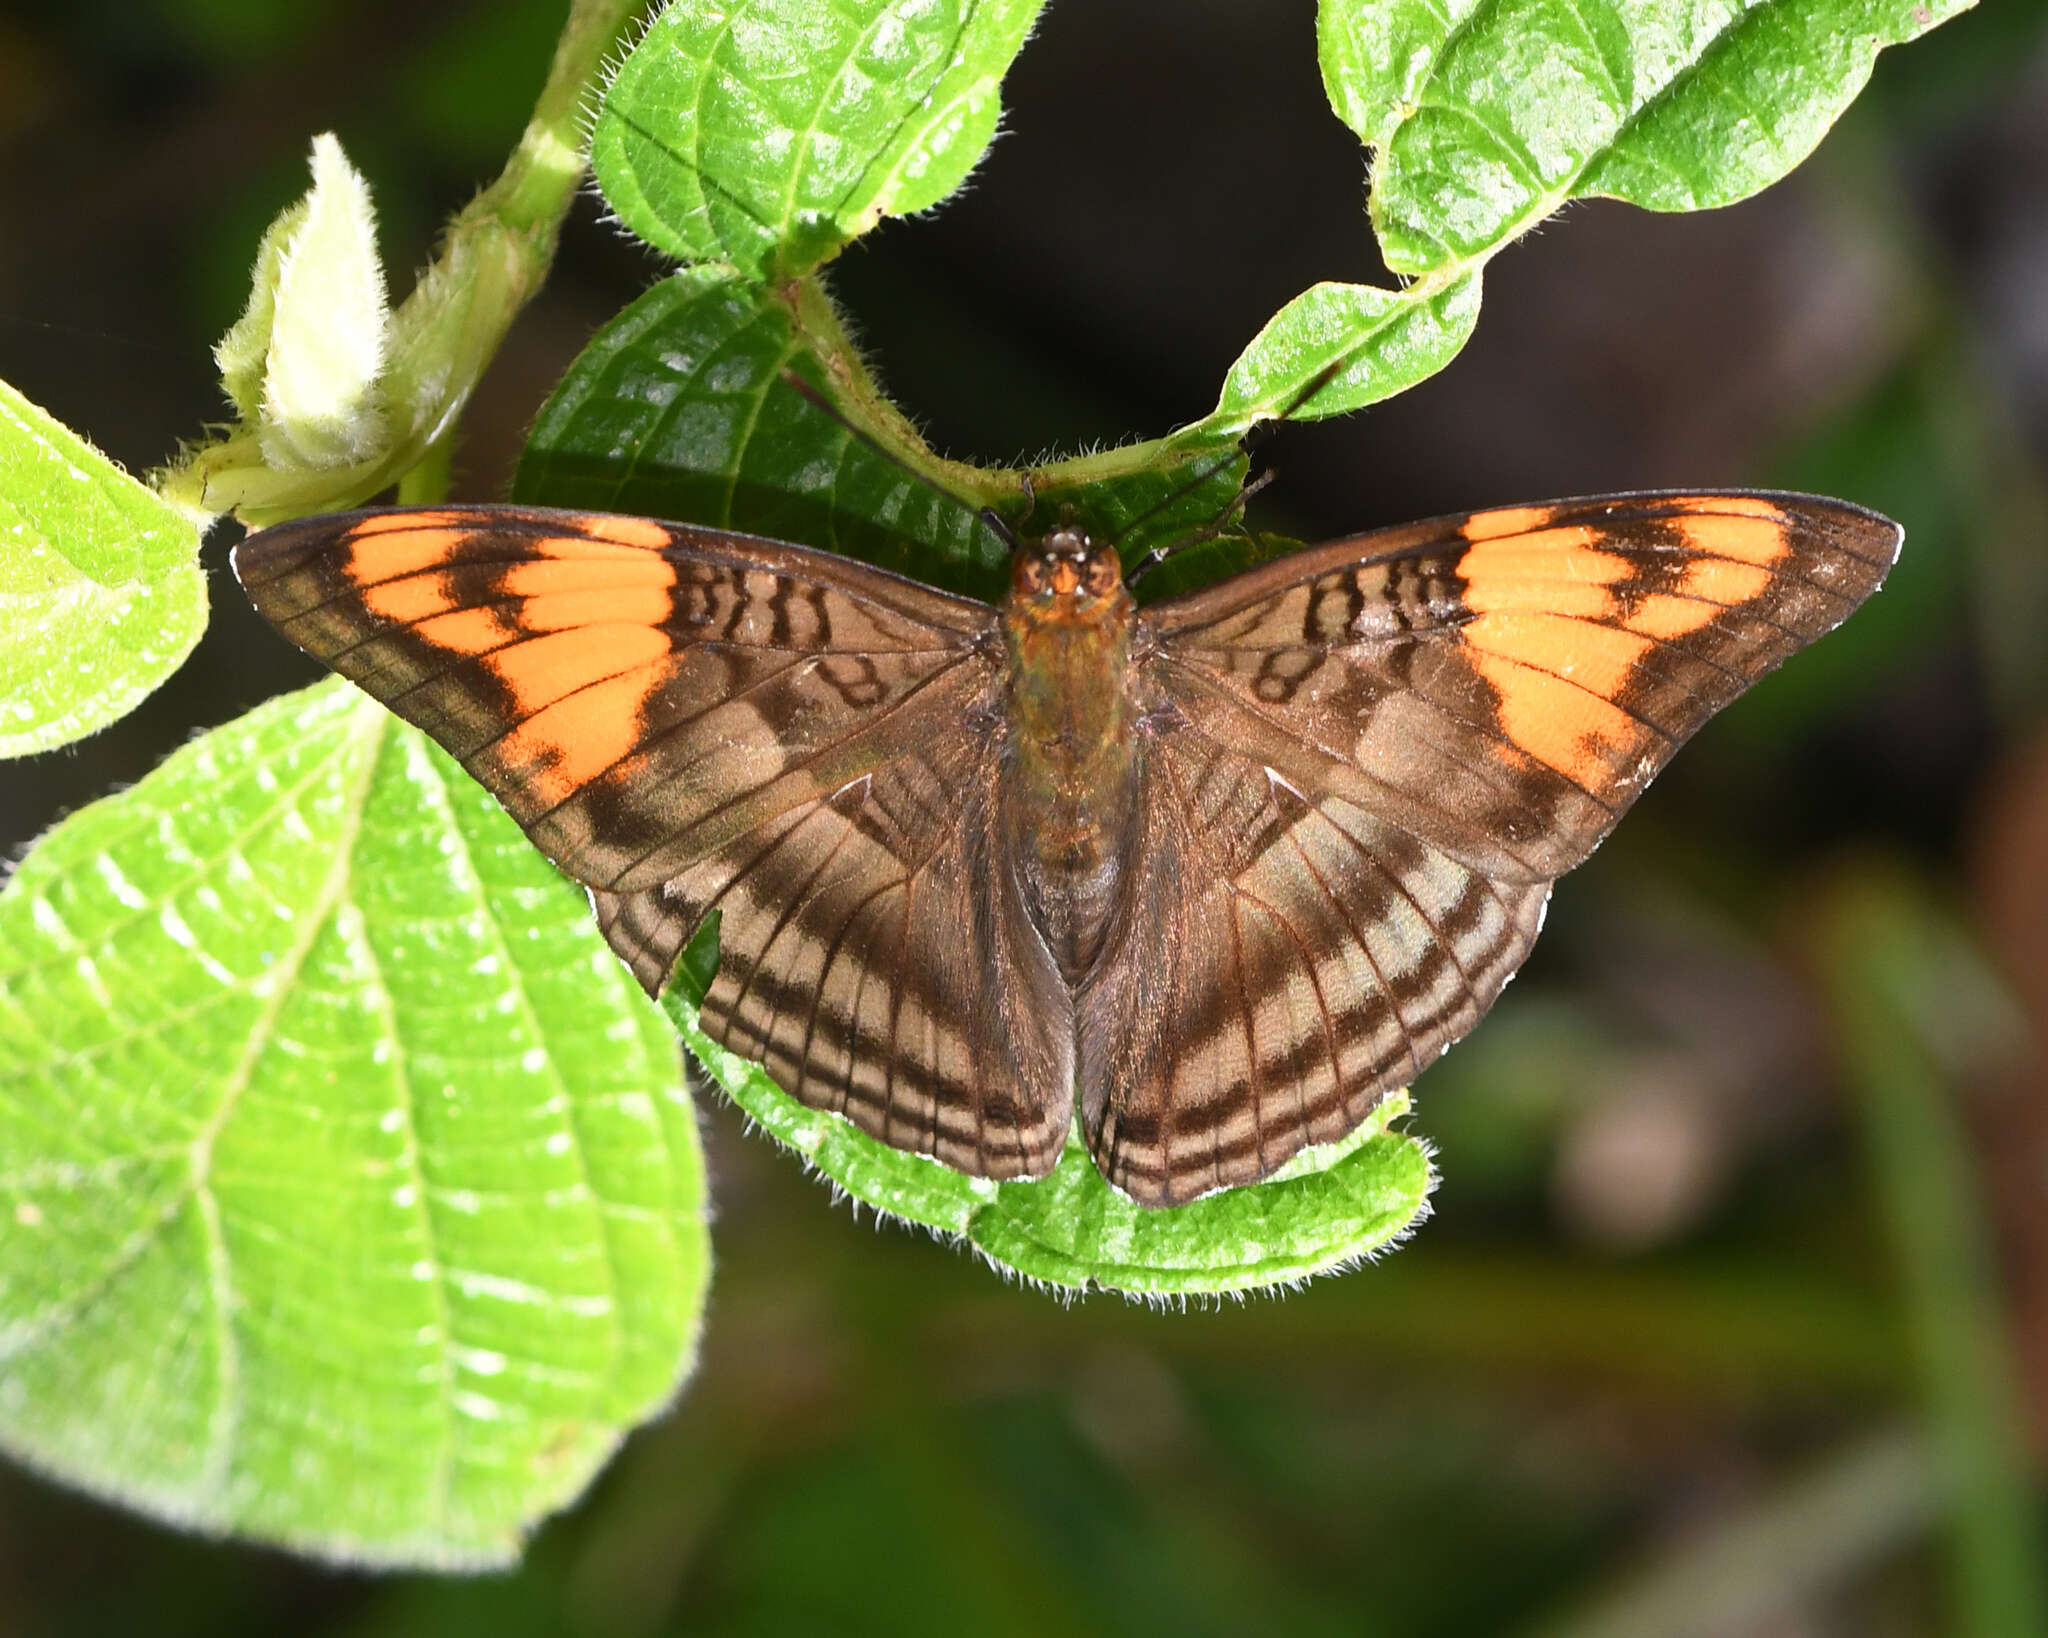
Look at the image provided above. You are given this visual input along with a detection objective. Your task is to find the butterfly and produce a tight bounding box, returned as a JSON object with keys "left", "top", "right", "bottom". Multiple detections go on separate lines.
{"left": 233, "top": 487, "right": 1899, "bottom": 1207}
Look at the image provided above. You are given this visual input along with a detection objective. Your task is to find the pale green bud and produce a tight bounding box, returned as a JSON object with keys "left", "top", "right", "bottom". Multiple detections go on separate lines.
{"left": 238, "top": 134, "right": 393, "bottom": 471}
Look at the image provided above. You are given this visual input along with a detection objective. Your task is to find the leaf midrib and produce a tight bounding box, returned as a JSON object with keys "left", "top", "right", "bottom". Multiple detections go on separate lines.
{"left": 183, "top": 692, "right": 388, "bottom": 1499}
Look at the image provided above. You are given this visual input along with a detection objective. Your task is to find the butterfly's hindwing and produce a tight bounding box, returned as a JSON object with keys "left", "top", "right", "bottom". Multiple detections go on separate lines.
{"left": 1077, "top": 713, "right": 1549, "bottom": 1206}
{"left": 613, "top": 672, "right": 1076, "bottom": 1181}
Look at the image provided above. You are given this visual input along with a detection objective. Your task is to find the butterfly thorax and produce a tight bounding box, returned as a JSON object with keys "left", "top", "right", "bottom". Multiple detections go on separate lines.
{"left": 999, "top": 528, "right": 1145, "bottom": 984}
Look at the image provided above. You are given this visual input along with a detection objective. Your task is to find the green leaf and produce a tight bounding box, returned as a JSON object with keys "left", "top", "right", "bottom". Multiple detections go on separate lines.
{"left": 513, "top": 267, "right": 1261, "bottom": 601}
{"left": 0, "top": 680, "right": 708, "bottom": 1567}
{"left": 0, "top": 380, "right": 206, "bottom": 758}
{"left": 1194, "top": 272, "right": 1485, "bottom": 436}
{"left": 661, "top": 925, "right": 1431, "bottom": 1297}
{"left": 1320, "top": 0, "right": 1977, "bottom": 276}
{"left": 514, "top": 267, "right": 1015, "bottom": 600}
{"left": 591, "top": 0, "right": 1044, "bottom": 278}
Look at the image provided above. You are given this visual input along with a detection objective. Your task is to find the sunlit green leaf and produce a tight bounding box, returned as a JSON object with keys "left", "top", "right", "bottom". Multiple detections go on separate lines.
{"left": 0, "top": 680, "right": 708, "bottom": 1566}
{"left": 1319, "top": 0, "right": 1976, "bottom": 276}
{"left": 0, "top": 380, "right": 206, "bottom": 758}
{"left": 591, "top": 0, "right": 1044, "bottom": 278}
{"left": 1194, "top": 273, "right": 1485, "bottom": 436}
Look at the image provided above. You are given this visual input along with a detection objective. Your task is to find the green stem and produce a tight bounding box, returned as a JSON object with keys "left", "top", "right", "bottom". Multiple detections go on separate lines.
{"left": 782, "top": 276, "right": 1018, "bottom": 508}
{"left": 377, "top": 0, "right": 651, "bottom": 480}
{"left": 395, "top": 434, "right": 454, "bottom": 507}
{"left": 469, "top": 0, "right": 646, "bottom": 242}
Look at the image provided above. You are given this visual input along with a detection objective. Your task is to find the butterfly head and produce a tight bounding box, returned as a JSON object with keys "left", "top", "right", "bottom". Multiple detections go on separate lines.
{"left": 1010, "top": 526, "right": 1126, "bottom": 618}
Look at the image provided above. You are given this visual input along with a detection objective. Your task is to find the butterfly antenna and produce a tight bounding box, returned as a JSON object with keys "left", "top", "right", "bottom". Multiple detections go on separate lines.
{"left": 1113, "top": 354, "right": 1357, "bottom": 583}
{"left": 1124, "top": 466, "right": 1278, "bottom": 587}
{"left": 1104, "top": 445, "right": 1250, "bottom": 561}
{"left": 777, "top": 368, "right": 1017, "bottom": 554}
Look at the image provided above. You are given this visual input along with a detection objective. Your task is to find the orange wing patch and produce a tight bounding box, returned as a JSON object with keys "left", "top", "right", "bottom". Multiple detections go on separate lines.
{"left": 352, "top": 533, "right": 475, "bottom": 620}
{"left": 1462, "top": 610, "right": 1653, "bottom": 700}
{"left": 1459, "top": 627, "right": 1650, "bottom": 788}
{"left": 343, "top": 510, "right": 469, "bottom": 538}
{"left": 1678, "top": 555, "right": 1775, "bottom": 605}
{"left": 1458, "top": 504, "right": 1561, "bottom": 542}
{"left": 478, "top": 663, "right": 674, "bottom": 813}
{"left": 1447, "top": 499, "right": 1809, "bottom": 792}
{"left": 483, "top": 623, "right": 674, "bottom": 716}
{"left": 1661, "top": 494, "right": 1787, "bottom": 521}
{"left": 413, "top": 605, "right": 519, "bottom": 657}
{"left": 1455, "top": 527, "right": 1658, "bottom": 782}
{"left": 327, "top": 515, "right": 691, "bottom": 813}
{"left": 496, "top": 560, "right": 677, "bottom": 631}
{"left": 1458, "top": 528, "right": 1632, "bottom": 618}
{"left": 578, "top": 514, "right": 674, "bottom": 550}
{"left": 1632, "top": 556, "right": 1776, "bottom": 640}
{"left": 1671, "top": 511, "right": 1794, "bottom": 565}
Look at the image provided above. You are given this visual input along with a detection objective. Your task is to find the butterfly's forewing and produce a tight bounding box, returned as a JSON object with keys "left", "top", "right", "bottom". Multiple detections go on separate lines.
{"left": 1153, "top": 493, "right": 1900, "bottom": 877}
{"left": 236, "top": 509, "right": 990, "bottom": 880}
{"left": 233, "top": 506, "right": 1075, "bottom": 1182}
{"left": 1085, "top": 492, "right": 1899, "bottom": 1204}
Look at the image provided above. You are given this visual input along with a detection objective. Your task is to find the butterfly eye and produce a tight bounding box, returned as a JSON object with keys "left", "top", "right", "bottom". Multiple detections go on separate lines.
{"left": 1011, "top": 555, "right": 1049, "bottom": 598}
{"left": 1083, "top": 546, "right": 1122, "bottom": 599}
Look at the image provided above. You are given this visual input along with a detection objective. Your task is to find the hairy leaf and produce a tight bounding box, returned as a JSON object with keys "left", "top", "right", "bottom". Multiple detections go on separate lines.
{"left": 1195, "top": 273, "right": 1485, "bottom": 435}
{"left": 591, "top": 0, "right": 1044, "bottom": 277}
{"left": 1319, "top": 0, "right": 1977, "bottom": 275}
{"left": 0, "top": 681, "right": 708, "bottom": 1566}
{"left": 663, "top": 924, "right": 1433, "bottom": 1297}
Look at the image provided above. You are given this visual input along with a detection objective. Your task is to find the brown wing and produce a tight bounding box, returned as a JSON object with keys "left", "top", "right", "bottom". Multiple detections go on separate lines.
{"left": 1084, "top": 491, "right": 1899, "bottom": 1204}
{"left": 234, "top": 505, "right": 1074, "bottom": 1181}
{"left": 234, "top": 506, "right": 994, "bottom": 889}
{"left": 1078, "top": 723, "right": 1548, "bottom": 1206}
{"left": 597, "top": 707, "right": 1074, "bottom": 1181}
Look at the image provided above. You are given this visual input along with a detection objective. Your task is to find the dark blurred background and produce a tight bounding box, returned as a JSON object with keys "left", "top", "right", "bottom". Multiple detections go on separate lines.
{"left": 5, "top": 2, "right": 2048, "bottom": 1634}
